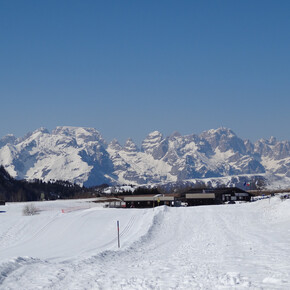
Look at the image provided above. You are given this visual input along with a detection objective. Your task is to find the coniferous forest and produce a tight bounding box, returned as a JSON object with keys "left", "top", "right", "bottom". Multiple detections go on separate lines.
{"left": 0, "top": 166, "right": 106, "bottom": 202}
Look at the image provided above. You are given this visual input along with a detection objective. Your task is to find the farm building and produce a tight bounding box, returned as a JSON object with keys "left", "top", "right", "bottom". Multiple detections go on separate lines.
{"left": 183, "top": 187, "right": 252, "bottom": 206}
{"left": 122, "top": 195, "right": 175, "bottom": 208}
{"left": 111, "top": 187, "right": 252, "bottom": 208}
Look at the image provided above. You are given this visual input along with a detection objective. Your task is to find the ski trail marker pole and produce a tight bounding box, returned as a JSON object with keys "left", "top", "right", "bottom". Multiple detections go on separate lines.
{"left": 117, "top": 220, "right": 120, "bottom": 248}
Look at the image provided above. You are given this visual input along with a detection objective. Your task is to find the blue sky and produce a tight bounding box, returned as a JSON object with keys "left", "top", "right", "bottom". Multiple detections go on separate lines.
{"left": 1, "top": 0, "right": 289, "bottom": 145}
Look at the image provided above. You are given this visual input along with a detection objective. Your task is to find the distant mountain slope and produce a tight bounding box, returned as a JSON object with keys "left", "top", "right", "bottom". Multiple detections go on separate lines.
{"left": 0, "top": 165, "right": 85, "bottom": 202}
{"left": 0, "top": 126, "right": 289, "bottom": 186}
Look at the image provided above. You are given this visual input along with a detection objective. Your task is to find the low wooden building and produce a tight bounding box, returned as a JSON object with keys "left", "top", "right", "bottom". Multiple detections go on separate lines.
{"left": 183, "top": 187, "right": 252, "bottom": 206}
{"left": 123, "top": 195, "right": 175, "bottom": 208}
{"left": 109, "top": 187, "right": 252, "bottom": 208}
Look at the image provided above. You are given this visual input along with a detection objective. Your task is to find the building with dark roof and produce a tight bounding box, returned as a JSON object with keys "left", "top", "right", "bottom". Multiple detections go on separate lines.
{"left": 183, "top": 187, "right": 252, "bottom": 206}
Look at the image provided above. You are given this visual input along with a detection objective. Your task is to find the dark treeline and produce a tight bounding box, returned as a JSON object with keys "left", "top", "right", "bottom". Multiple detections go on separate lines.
{"left": 0, "top": 166, "right": 105, "bottom": 202}
{"left": 117, "top": 187, "right": 161, "bottom": 196}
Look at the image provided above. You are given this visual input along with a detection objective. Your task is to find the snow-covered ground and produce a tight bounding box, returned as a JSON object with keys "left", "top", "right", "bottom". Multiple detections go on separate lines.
{"left": 0, "top": 197, "right": 290, "bottom": 289}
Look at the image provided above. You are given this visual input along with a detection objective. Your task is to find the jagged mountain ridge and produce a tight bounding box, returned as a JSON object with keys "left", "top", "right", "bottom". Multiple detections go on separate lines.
{"left": 0, "top": 126, "right": 289, "bottom": 186}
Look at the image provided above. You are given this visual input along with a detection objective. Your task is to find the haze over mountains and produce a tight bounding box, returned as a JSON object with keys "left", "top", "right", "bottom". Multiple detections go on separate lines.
{"left": 0, "top": 126, "right": 289, "bottom": 187}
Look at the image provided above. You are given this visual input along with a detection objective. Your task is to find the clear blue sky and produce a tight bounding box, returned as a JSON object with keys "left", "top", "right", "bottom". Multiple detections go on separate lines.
{"left": 1, "top": 0, "right": 289, "bottom": 145}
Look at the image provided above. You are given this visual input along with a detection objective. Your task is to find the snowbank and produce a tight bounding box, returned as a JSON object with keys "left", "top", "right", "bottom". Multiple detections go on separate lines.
{"left": 0, "top": 197, "right": 290, "bottom": 289}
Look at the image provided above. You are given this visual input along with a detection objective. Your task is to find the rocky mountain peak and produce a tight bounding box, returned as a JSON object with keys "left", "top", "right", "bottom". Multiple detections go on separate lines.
{"left": 200, "top": 127, "right": 245, "bottom": 154}
{"left": 169, "top": 131, "right": 182, "bottom": 140}
{"left": 0, "top": 134, "right": 17, "bottom": 147}
{"left": 269, "top": 136, "right": 277, "bottom": 145}
{"left": 34, "top": 127, "right": 49, "bottom": 134}
{"left": 141, "top": 131, "right": 163, "bottom": 154}
{"left": 108, "top": 139, "right": 122, "bottom": 151}
{"left": 0, "top": 126, "right": 289, "bottom": 186}
{"left": 201, "top": 127, "right": 235, "bottom": 140}
{"left": 124, "top": 138, "right": 138, "bottom": 153}
{"left": 52, "top": 126, "right": 105, "bottom": 146}
{"left": 147, "top": 130, "right": 163, "bottom": 139}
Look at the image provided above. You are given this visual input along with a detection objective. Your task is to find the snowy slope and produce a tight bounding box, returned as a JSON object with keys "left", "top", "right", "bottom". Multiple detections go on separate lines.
{"left": 0, "top": 197, "right": 290, "bottom": 289}
{"left": 107, "top": 138, "right": 176, "bottom": 185}
{"left": 0, "top": 127, "right": 114, "bottom": 186}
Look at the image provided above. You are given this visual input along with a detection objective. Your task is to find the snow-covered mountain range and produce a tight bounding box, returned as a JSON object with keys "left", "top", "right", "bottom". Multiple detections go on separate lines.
{"left": 0, "top": 126, "right": 289, "bottom": 187}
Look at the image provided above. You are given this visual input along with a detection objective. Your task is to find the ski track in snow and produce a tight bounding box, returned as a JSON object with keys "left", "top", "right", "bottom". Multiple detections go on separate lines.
{"left": 0, "top": 198, "right": 290, "bottom": 289}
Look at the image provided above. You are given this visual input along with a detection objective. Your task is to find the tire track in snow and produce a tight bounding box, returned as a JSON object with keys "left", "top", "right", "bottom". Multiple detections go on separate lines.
{"left": 0, "top": 220, "right": 29, "bottom": 249}
{"left": 46, "top": 208, "right": 167, "bottom": 290}
{"left": 2, "top": 203, "right": 289, "bottom": 289}
{"left": 28, "top": 212, "right": 62, "bottom": 241}
{"left": 92, "top": 213, "right": 138, "bottom": 250}
{"left": 0, "top": 208, "right": 161, "bottom": 290}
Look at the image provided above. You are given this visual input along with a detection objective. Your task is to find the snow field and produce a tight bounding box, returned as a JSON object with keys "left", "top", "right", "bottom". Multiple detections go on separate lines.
{"left": 0, "top": 197, "right": 290, "bottom": 289}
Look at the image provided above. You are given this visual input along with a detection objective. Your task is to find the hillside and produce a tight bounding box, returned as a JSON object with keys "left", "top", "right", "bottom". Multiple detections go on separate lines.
{"left": 0, "top": 165, "right": 91, "bottom": 202}
{"left": 0, "top": 197, "right": 289, "bottom": 289}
